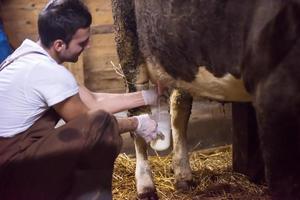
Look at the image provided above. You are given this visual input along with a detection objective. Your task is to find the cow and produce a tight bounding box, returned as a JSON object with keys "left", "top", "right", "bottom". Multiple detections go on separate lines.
{"left": 111, "top": 0, "right": 300, "bottom": 199}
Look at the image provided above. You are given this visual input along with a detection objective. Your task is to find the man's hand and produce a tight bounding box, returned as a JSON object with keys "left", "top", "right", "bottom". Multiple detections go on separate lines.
{"left": 141, "top": 89, "right": 158, "bottom": 105}
{"left": 134, "top": 114, "right": 158, "bottom": 143}
{"left": 141, "top": 81, "right": 170, "bottom": 106}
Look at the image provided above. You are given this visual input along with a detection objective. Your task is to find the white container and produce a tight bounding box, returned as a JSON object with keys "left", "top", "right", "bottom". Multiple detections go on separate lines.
{"left": 150, "top": 110, "right": 171, "bottom": 151}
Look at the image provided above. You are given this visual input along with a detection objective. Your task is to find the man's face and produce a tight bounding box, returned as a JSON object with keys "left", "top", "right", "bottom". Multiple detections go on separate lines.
{"left": 60, "top": 27, "right": 90, "bottom": 62}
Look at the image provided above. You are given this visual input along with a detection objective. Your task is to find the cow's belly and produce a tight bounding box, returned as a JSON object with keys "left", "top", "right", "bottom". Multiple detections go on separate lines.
{"left": 146, "top": 61, "right": 252, "bottom": 102}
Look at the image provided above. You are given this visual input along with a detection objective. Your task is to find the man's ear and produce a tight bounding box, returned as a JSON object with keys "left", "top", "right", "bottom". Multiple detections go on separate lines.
{"left": 52, "top": 39, "right": 65, "bottom": 52}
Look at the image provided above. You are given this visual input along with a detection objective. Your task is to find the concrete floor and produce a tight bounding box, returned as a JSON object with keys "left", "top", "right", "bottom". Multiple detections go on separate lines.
{"left": 119, "top": 100, "right": 233, "bottom": 156}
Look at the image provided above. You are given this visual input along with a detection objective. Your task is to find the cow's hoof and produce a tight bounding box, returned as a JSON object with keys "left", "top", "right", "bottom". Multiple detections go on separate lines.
{"left": 175, "top": 180, "right": 197, "bottom": 191}
{"left": 137, "top": 189, "right": 159, "bottom": 200}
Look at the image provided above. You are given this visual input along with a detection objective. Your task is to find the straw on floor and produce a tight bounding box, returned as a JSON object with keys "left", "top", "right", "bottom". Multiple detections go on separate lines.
{"left": 112, "top": 146, "right": 270, "bottom": 200}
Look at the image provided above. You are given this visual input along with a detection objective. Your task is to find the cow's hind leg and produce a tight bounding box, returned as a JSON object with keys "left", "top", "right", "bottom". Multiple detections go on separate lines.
{"left": 170, "top": 89, "right": 195, "bottom": 191}
{"left": 255, "top": 68, "right": 300, "bottom": 199}
{"left": 134, "top": 136, "right": 158, "bottom": 200}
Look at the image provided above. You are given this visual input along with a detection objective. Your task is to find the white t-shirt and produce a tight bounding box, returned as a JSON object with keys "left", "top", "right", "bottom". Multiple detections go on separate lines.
{"left": 0, "top": 39, "right": 79, "bottom": 137}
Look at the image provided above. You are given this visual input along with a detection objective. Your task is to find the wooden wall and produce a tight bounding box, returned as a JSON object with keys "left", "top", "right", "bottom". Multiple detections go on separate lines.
{"left": 0, "top": 0, "right": 125, "bottom": 92}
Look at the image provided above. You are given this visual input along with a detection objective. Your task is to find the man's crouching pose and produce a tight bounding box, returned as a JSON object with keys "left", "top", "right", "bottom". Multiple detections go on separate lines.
{"left": 0, "top": 0, "right": 158, "bottom": 199}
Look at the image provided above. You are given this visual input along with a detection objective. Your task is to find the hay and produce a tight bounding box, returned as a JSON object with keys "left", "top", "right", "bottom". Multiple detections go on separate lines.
{"left": 112, "top": 146, "right": 270, "bottom": 200}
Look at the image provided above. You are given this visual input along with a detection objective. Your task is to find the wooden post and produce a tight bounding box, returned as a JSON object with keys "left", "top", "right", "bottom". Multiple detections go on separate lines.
{"left": 232, "top": 102, "right": 265, "bottom": 183}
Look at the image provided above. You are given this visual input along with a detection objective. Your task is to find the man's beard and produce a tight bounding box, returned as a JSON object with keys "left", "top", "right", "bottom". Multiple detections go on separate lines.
{"left": 65, "top": 54, "right": 80, "bottom": 63}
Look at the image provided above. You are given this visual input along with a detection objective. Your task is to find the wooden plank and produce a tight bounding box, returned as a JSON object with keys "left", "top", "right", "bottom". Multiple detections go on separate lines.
{"left": 86, "top": 77, "right": 125, "bottom": 93}
{"left": 1, "top": 0, "right": 121, "bottom": 92}
{"left": 0, "top": 1, "right": 46, "bottom": 47}
{"left": 84, "top": 0, "right": 113, "bottom": 25}
{"left": 232, "top": 102, "right": 265, "bottom": 183}
{"left": 84, "top": 33, "right": 119, "bottom": 70}
{"left": 91, "top": 24, "right": 114, "bottom": 35}
{"left": 0, "top": 0, "right": 47, "bottom": 9}
{"left": 84, "top": 33, "right": 125, "bottom": 92}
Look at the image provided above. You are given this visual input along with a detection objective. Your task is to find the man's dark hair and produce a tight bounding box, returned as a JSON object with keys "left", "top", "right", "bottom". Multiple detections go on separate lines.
{"left": 38, "top": 0, "right": 92, "bottom": 48}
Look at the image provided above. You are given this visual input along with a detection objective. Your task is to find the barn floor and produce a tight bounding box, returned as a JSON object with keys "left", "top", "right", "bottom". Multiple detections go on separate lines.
{"left": 114, "top": 100, "right": 271, "bottom": 199}
{"left": 113, "top": 146, "right": 270, "bottom": 200}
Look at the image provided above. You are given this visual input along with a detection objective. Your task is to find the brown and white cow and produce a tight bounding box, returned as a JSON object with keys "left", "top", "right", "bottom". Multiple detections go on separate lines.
{"left": 112, "top": 0, "right": 300, "bottom": 199}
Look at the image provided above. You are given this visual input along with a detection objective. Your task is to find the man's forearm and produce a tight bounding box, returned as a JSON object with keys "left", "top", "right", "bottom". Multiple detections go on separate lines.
{"left": 117, "top": 117, "right": 138, "bottom": 134}
{"left": 79, "top": 85, "right": 145, "bottom": 114}
{"left": 117, "top": 114, "right": 158, "bottom": 142}
{"left": 93, "top": 92, "right": 145, "bottom": 113}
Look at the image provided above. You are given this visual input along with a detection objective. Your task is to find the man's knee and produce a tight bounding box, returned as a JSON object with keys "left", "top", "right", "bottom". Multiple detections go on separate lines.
{"left": 87, "top": 110, "right": 122, "bottom": 154}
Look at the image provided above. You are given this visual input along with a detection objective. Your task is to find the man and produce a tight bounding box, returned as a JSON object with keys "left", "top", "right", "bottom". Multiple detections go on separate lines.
{"left": 0, "top": 0, "right": 158, "bottom": 199}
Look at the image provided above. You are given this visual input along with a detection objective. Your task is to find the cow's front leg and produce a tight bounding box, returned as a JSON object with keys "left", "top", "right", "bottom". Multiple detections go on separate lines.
{"left": 170, "top": 89, "right": 195, "bottom": 191}
{"left": 134, "top": 136, "right": 158, "bottom": 200}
